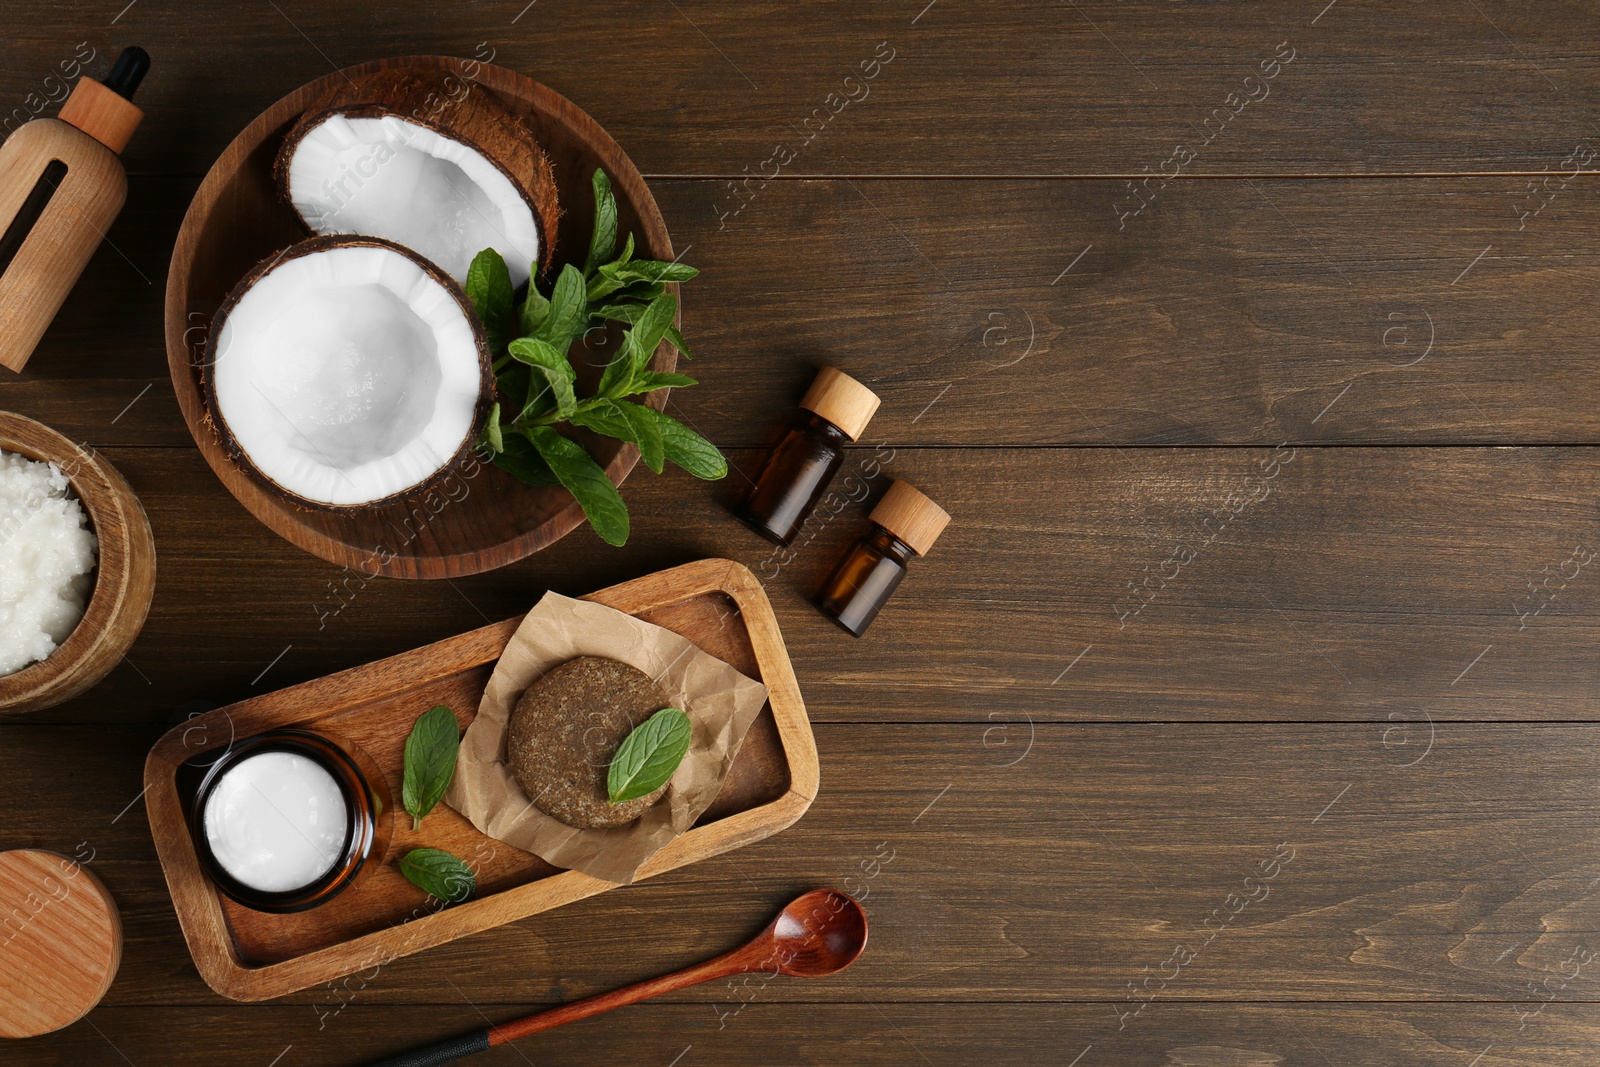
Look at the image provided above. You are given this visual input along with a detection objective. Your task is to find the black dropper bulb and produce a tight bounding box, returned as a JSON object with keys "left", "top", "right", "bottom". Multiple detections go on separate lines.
{"left": 103, "top": 47, "right": 150, "bottom": 101}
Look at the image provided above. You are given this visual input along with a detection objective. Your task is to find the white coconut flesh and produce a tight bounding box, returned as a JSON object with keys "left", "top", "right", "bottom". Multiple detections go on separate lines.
{"left": 212, "top": 244, "right": 483, "bottom": 507}
{"left": 285, "top": 114, "right": 541, "bottom": 287}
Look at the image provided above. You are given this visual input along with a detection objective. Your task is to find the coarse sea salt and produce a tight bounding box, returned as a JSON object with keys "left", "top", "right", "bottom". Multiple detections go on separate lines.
{"left": 0, "top": 450, "right": 98, "bottom": 676}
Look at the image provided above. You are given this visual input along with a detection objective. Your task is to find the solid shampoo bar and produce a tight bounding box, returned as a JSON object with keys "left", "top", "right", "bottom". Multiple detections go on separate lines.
{"left": 506, "top": 656, "right": 672, "bottom": 829}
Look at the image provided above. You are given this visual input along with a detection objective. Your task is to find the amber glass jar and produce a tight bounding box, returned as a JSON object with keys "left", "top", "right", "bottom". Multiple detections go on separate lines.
{"left": 189, "top": 730, "right": 386, "bottom": 914}
{"left": 735, "top": 366, "right": 879, "bottom": 545}
{"left": 816, "top": 480, "right": 950, "bottom": 637}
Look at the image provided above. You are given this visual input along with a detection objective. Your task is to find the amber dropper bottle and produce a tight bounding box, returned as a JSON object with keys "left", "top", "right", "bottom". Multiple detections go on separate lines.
{"left": 0, "top": 46, "right": 150, "bottom": 373}
{"left": 734, "top": 366, "right": 880, "bottom": 545}
{"left": 815, "top": 480, "right": 950, "bottom": 638}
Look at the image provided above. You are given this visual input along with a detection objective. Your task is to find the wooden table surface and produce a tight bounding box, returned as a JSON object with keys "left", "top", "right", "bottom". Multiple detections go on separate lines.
{"left": 4, "top": 2, "right": 1599, "bottom": 1064}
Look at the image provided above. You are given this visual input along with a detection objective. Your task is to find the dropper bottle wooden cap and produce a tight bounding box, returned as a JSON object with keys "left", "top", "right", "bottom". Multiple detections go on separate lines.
{"left": 870, "top": 480, "right": 951, "bottom": 556}
{"left": 58, "top": 47, "right": 148, "bottom": 154}
{"left": 800, "top": 366, "right": 880, "bottom": 441}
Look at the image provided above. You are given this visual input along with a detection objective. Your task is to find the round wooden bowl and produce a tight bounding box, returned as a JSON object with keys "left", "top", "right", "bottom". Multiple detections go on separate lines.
{"left": 164, "top": 56, "right": 679, "bottom": 579}
{"left": 0, "top": 412, "right": 157, "bottom": 714}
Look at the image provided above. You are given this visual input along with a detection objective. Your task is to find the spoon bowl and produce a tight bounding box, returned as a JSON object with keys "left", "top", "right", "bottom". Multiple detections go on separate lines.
{"left": 770, "top": 888, "right": 869, "bottom": 977}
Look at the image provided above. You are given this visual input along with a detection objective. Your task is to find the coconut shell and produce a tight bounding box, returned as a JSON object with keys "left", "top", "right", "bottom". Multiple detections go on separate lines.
{"left": 200, "top": 233, "right": 495, "bottom": 514}
{"left": 505, "top": 656, "right": 674, "bottom": 830}
{"left": 274, "top": 67, "right": 561, "bottom": 273}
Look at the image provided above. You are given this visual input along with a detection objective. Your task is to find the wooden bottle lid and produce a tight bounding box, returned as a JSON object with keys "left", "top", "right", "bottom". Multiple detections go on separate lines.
{"left": 58, "top": 78, "right": 143, "bottom": 154}
{"left": 0, "top": 850, "right": 123, "bottom": 1038}
{"left": 800, "top": 366, "right": 880, "bottom": 440}
{"left": 870, "top": 480, "right": 951, "bottom": 556}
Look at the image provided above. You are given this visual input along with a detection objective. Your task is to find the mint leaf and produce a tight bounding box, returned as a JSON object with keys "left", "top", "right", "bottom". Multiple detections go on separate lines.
{"left": 628, "top": 372, "right": 698, "bottom": 394}
{"left": 508, "top": 337, "right": 575, "bottom": 380}
{"left": 624, "top": 293, "right": 677, "bottom": 383}
{"left": 533, "top": 264, "right": 588, "bottom": 354}
{"left": 514, "top": 376, "right": 556, "bottom": 423}
{"left": 568, "top": 398, "right": 633, "bottom": 440}
{"left": 613, "top": 280, "right": 666, "bottom": 305}
{"left": 495, "top": 360, "right": 530, "bottom": 405}
{"left": 597, "top": 347, "right": 632, "bottom": 399}
{"left": 571, "top": 400, "right": 666, "bottom": 476}
{"left": 465, "top": 249, "right": 514, "bottom": 354}
{"left": 618, "top": 401, "right": 665, "bottom": 474}
{"left": 402, "top": 705, "right": 460, "bottom": 831}
{"left": 593, "top": 304, "right": 694, "bottom": 365}
{"left": 590, "top": 272, "right": 661, "bottom": 307}
{"left": 607, "top": 708, "right": 692, "bottom": 803}
{"left": 585, "top": 169, "right": 618, "bottom": 276}
{"left": 627, "top": 405, "right": 727, "bottom": 480}
{"left": 610, "top": 259, "right": 699, "bottom": 284}
{"left": 587, "top": 233, "right": 635, "bottom": 302}
{"left": 483, "top": 402, "right": 504, "bottom": 453}
{"left": 397, "top": 848, "right": 475, "bottom": 904}
{"left": 494, "top": 431, "right": 559, "bottom": 486}
{"left": 527, "top": 426, "right": 630, "bottom": 546}
{"left": 665, "top": 324, "right": 692, "bottom": 360}
{"left": 519, "top": 282, "right": 550, "bottom": 336}
{"left": 509, "top": 338, "right": 577, "bottom": 418}
{"left": 592, "top": 301, "right": 644, "bottom": 326}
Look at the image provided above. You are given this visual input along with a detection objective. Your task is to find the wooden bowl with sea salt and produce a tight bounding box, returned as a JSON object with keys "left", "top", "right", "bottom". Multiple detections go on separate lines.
{"left": 0, "top": 412, "right": 156, "bottom": 713}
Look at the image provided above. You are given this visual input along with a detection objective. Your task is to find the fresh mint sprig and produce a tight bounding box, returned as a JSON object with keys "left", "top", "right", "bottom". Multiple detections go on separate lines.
{"left": 465, "top": 168, "right": 726, "bottom": 547}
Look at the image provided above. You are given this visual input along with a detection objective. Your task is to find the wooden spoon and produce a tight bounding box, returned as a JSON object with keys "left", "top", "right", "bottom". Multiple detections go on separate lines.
{"left": 366, "top": 888, "right": 868, "bottom": 1066}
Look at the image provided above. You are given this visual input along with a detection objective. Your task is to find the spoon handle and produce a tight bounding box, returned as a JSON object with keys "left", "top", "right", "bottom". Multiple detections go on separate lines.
{"left": 495, "top": 951, "right": 747, "bottom": 1042}
{"left": 363, "top": 951, "right": 752, "bottom": 1067}
{"left": 362, "top": 1029, "right": 490, "bottom": 1067}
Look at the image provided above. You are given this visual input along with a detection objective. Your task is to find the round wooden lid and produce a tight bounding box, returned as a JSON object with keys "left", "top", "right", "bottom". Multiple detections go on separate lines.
{"left": 870, "top": 480, "right": 951, "bottom": 556}
{"left": 0, "top": 850, "right": 122, "bottom": 1038}
{"left": 800, "top": 366, "right": 880, "bottom": 440}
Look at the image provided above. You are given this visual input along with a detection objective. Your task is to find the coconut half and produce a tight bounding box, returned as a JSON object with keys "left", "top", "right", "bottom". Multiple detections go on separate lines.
{"left": 276, "top": 69, "right": 560, "bottom": 288}
{"left": 203, "top": 235, "right": 492, "bottom": 510}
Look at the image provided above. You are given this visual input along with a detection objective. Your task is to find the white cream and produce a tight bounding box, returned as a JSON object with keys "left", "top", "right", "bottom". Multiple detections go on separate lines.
{"left": 203, "top": 750, "right": 350, "bottom": 893}
{"left": 0, "top": 450, "right": 98, "bottom": 676}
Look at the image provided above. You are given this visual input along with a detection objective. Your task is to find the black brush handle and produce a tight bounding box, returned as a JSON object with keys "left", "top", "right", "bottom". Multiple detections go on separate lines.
{"left": 364, "top": 1027, "right": 491, "bottom": 1067}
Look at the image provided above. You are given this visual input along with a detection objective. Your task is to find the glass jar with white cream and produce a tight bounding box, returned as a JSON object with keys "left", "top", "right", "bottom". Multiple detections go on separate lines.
{"left": 189, "top": 731, "right": 383, "bottom": 913}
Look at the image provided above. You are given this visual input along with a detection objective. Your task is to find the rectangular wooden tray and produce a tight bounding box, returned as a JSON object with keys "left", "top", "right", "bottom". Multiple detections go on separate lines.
{"left": 144, "top": 558, "right": 817, "bottom": 1002}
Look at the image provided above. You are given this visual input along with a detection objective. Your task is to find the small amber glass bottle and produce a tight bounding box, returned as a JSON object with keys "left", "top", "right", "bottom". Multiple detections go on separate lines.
{"left": 735, "top": 366, "right": 880, "bottom": 545}
{"left": 816, "top": 480, "right": 950, "bottom": 637}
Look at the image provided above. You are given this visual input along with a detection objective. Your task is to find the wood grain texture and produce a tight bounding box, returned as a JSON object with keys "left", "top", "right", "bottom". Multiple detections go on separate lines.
{"left": 17, "top": 1004, "right": 1600, "bottom": 1067}
{"left": 11, "top": 174, "right": 1600, "bottom": 447}
{"left": 0, "top": 3, "right": 1595, "bottom": 1062}
{"left": 0, "top": 849, "right": 121, "bottom": 1038}
{"left": 55, "top": 76, "right": 142, "bottom": 155}
{"left": 5, "top": 445, "right": 1596, "bottom": 726}
{"left": 145, "top": 558, "right": 814, "bottom": 1001}
{"left": 2, "top": 2, "right": 1598, "bottom": 178}
{"left": 6, "top": 723, "right": 1600, "bottom": 1009}
{"left": 0, "top": 414, "right": 156, "bottom": 713}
